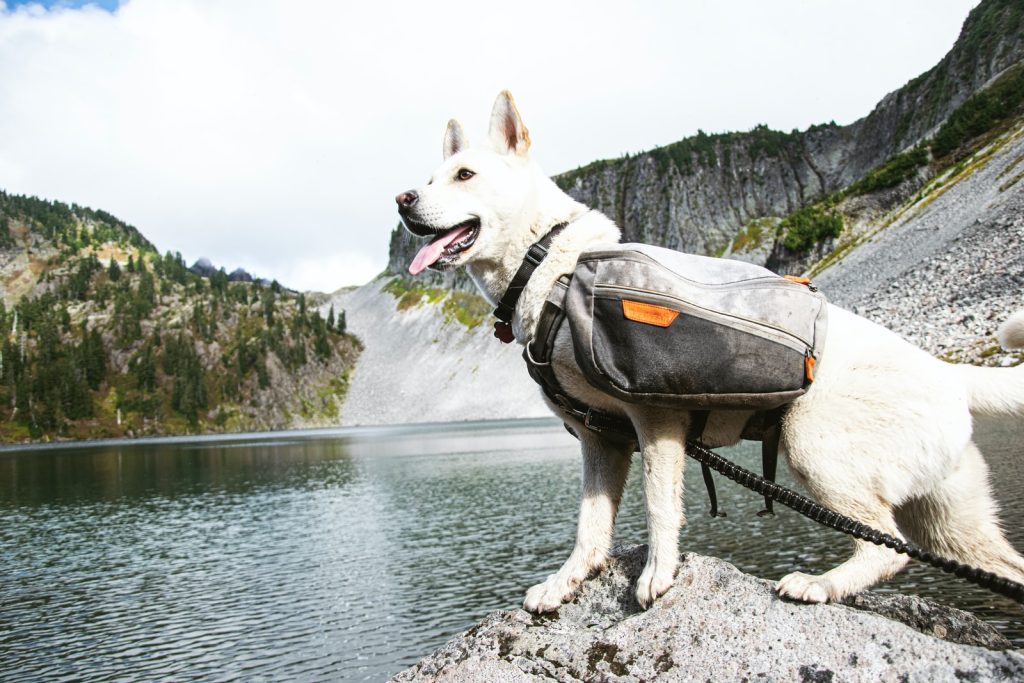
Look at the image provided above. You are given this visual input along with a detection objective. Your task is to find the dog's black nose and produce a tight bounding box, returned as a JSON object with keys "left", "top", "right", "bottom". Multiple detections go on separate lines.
{"left": 396, "top": 190, "right": 418, "bottom": 210}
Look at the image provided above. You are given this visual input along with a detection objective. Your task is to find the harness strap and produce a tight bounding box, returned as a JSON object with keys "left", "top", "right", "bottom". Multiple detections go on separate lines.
{"left": 689, "top": 411, "right": 725, "bottom": 518}
{"left": 758, "top": 415, "right": 782, "bottom": 516}
{"left": 493, "top": 222, "right": 569, "bottom": 334}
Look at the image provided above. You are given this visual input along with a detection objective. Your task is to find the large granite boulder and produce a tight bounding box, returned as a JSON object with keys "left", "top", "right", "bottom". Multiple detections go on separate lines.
{"left": 393, "top": 544, "right": 1021, "bottom": 682}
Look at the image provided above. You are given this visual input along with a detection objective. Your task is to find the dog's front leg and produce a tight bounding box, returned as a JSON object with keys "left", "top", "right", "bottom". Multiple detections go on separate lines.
{"left": 631, "top": 408, "right": 686, "bottom": 608}
{"left": 523, "top": 431, "right": 633, "bottom": 613}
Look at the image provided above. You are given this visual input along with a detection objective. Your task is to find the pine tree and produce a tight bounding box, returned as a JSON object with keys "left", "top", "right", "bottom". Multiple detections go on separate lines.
{"left": 81, "top": 327, "right": 106, "bottom": 390}
{"left": 108, "top": 257, "right": 121, "bottom": 282}
{"left": 262, "top": 288, "right": 276, "bottom": 327}
{"left": 327, "top": 305, "right": 335, "bottom": 329}
{"left": 337, "top": 309, "right": 346, "bottom": 335}
{"left": 132, "top": 343, "right": 157, "bottom": 392}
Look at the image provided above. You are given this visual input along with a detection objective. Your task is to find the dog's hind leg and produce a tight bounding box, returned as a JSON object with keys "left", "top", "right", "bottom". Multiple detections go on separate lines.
{"left": 777, "top": 497, "right": 910, "bottom": 603}
{"left": 630, "top": 408, "right": 687, "bottom": 608}
{"left": 896, "top": 441, "right": 1024, "bottom": 584}
{"left": 523, "top": 431, "right": 633, "bottom": 613}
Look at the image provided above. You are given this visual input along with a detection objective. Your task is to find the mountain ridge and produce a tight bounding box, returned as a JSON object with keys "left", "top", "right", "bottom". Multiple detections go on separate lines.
{"left": 386, "top": 0, "right": 1024, "bottom": 285}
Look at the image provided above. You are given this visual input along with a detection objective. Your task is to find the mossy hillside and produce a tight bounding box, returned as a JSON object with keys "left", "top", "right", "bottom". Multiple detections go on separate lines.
{"left": 722, "top": 217, "right": 776, "bottom": 257}
{"left": 383, "top": 277, "right": 491, "bottom": 330}
{"left": 932, "top": 62, "right": 1024, "bottom": 160}
{"left": 776, "top": 67, "right": 1024, "bottom": 262}
{"left": 382, "top": 276, "right": 447, "bottom": 310}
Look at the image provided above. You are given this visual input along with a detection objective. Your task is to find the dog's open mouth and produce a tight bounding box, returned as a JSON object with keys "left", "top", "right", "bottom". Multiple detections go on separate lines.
{"left": 408, "top": 218, "right": 480, "bottom": 275}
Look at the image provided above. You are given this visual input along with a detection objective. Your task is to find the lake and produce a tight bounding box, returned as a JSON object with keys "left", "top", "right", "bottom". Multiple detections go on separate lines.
{"left": 1, "top": 417, "right": 1022, "bottom": 681}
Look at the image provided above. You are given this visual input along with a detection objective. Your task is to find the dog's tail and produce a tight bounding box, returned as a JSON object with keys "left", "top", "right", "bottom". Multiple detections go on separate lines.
{"left": 997, "top": 309, "right": 1024, "bottom": 350}
{"left": 955, "top": 310, "right": 1024, "bottom": 417}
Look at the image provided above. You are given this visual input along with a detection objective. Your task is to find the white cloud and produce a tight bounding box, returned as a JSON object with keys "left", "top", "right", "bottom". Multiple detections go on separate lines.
{"left": 0, "top": 0, "right": 979, "bottom": 292}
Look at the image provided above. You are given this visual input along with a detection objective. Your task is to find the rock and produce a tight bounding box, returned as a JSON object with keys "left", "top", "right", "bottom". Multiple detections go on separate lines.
{"left": 392, "top": 545, "right": 1022, "bottom": 682}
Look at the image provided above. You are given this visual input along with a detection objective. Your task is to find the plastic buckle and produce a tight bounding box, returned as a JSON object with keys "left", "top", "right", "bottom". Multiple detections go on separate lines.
{"left": 583, "top": 409, "right": 604, "bottom": 433}
{"left": 524, "top": 243, "right": 547, "bottom": 266}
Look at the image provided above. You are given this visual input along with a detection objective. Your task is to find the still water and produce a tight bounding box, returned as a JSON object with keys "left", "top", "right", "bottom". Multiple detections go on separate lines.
{"left": 1, "top": 417, "right": 1022, "bottom": 681}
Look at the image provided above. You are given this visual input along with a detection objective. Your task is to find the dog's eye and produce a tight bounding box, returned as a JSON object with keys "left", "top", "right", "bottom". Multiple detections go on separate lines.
{"left": 456, "top": 168, "right": 475, "bottom": 181}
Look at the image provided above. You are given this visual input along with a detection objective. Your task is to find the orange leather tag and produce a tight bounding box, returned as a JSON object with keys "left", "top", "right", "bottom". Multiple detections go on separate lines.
{"left": 622, "top": 299, "right": 679, "bottom": 328}
{"left": 805, "top": 354, "right": 816, "bottom": 382}
{"left": 784, "top": 275, "right": 812, "bottom": 286}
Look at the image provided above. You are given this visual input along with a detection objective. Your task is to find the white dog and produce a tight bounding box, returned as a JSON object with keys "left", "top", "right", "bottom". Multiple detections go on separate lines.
{"left": 396, "top": 91, "right": 1024, "bottom": 612}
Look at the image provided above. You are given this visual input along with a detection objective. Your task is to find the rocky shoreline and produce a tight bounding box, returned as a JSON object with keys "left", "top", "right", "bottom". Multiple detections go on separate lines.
{"left": 392, "top": 545, "right": 1023, "bottom": 682}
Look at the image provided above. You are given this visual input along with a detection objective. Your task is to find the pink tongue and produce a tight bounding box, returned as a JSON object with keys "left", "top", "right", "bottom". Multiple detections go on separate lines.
{"left": 409, "top": 224, "right": 474, "bottom": 275}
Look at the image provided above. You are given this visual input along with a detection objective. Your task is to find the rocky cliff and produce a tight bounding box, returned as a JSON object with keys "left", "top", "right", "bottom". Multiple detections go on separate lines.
{"left": 393, "top": 544, "right": 1022, "bottom": 682}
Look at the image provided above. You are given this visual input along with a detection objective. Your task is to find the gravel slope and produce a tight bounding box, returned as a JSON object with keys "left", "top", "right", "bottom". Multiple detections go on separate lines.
{"left": 816, "top": 125, "right": 1024, "bottom": 365}
{"left": 331, "top": 279, "right": 548, "bottom": 426}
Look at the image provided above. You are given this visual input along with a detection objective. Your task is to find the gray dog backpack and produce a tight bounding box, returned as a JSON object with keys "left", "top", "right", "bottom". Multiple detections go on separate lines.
{"left": 492, "top": 228, "right": 828, "bottom": 515}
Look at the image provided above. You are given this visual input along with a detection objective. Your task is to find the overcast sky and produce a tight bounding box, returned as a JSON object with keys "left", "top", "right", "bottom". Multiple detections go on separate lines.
{"left": 0, "top": 0, "right": 979, "bottom": 292}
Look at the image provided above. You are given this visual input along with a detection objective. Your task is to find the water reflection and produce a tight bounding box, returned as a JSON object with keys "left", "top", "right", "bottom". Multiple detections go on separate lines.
{"left": 0, "top": 438, "right": 358, "bottom": 504}
{"left": 0, "top": 417, "right": 1020, "bottom": 681}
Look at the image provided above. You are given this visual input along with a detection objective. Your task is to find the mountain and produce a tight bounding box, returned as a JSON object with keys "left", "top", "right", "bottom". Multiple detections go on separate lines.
{"left": 189, "top": 258, "right": 270, "bottom": 285}
{"left": 0, "top": 191, "right": 358, "bottom": 441}
{"left": 347, "top": 0, "right": 1024, "bottom": 426}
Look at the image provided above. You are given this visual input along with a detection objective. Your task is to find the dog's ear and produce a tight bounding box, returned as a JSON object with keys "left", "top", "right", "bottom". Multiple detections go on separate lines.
{"left": 488, "top": 90, "right": 530, "bottom": 156}
{"left": 443, "top": 119, "right": 466, "bottom": 160}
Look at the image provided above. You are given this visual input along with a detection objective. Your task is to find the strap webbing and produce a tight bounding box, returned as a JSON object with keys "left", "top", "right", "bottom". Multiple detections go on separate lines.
{"left": 493, "top": 223, "right": 568, "bottom": 324}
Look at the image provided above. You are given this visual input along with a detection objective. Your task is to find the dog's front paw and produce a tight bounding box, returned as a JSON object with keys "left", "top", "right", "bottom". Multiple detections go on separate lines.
{"left": 635, "top": 558, "right": 676, "bottom": 608}
{"left": 523, "top": 575, "right": 576, "bottom": 613}
{"left": 777, "top": 572, "right": 831, "bottom": 603}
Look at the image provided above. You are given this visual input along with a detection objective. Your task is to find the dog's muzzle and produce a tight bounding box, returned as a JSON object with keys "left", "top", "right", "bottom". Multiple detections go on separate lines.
{"left": 395, "top": 189, "right": 436, "bottom": 237}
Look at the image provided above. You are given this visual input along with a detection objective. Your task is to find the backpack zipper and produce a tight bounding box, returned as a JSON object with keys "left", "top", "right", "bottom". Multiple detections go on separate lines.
{"left": 593, "top": 282, "right": 815, "bottom": 353}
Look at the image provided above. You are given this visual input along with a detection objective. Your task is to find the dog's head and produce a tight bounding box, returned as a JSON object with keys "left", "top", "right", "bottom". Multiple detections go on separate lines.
{"left": 396, "top": 91, "right": 543, "bottom": 275}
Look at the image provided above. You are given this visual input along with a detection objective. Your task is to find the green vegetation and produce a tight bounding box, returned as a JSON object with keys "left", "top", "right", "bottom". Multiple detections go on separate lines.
{"left": 442, "top": 291, "right": 491, "bottom": 330}
{"left": 383, "top": 276, "right": 447, "bottom": 310}
{"left": 0, "top": 190, "right": 154, "bottom": 253}
{"left": 385, "top": 277, "right": 491, "bottom": 330}
{"left": 847, "top": 147, "right": 929, "bottom": 196}
{"left": 0, "top": 191, "right": 357, "bottom": 440}
{"left": 931, "top": 63, "right": 1024, "bottom": 159}
{"left": 554, "top": 158, "right": 619, "bottom": 191}
{"left": 777, "top": 205, "right": 843, "bottom": 253}
{"left": 648, "top": 125, "right": 803, "bottom": 176}
{"left": 729, "top": 218, "right": 775, "bottom": 254}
